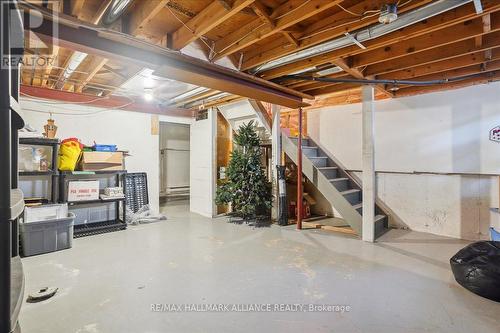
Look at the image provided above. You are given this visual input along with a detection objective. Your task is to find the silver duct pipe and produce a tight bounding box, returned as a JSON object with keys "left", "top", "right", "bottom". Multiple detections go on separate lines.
{"left": 252, "top": 0, "right": 472, "bottom": 73}
{"left": 169, "top": 87, "right": 211, "bottom": 104}
{"left": 185, "top": 92, "right": 231, "bottom": 108}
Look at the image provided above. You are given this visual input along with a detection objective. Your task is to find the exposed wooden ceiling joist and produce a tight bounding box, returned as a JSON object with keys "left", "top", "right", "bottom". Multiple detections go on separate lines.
{"left": 329, "top": 58, "right": 393, "bottom": 98}
{"left": 393, "top": 70, "right": 500, "bottom": 97}
{"left": 258, "top": 2, "right": 500, "bottom": 80}
{"left": 240, "top": 0, "right": 434, "bottom": 70}
{"left": 365, "top": 31, "right": 500, "bottom": 76}
{"left": 351, "top": 12, "right": 500, "bottom": 68}
{"left": 20, "top": 0, "right": 500, "bottom": 106}
{"left": 127, "top": 0, "right": 171, "bottom": 36}
{"left": 213, "top": 0, "right": 343, "bottom": 61}
{"left": 20, "top": 84, "right": 195, "bottom": 117}
{"left": 377, "top": 49, "right": 500, "bottom": 80}
{"left": 25, "top": 5, "right": 309, "bottom": 108}
{"left": 171, "top": 0, "right": 255, "bottom": 50}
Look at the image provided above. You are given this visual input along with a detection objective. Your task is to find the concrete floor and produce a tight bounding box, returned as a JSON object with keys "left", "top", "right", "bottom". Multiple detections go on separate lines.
{"left": 20, "top": 201, "right": 500, "bottom": 333}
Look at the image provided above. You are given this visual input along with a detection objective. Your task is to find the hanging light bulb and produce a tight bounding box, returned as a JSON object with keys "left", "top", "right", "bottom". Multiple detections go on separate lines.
{"left": 144, "top": 88, "right": 154, "bottom": 101}
{"left": 143, "top": 75, "right": 155, "bottom": 88}
{"left": 379, "top": 4, "right": 398, "bottom": 24}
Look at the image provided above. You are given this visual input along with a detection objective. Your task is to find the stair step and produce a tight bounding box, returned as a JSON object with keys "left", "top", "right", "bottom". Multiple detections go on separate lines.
{"left": 309, "top": 156, "right": 328, "bottom": 167}
{"left": 329, "top": 177, "right": 350, "bottom": 191}
{"left": 302, "top": 146, "right": 319, "bottom": 157}
{"left": 340, "top": 189, "right": 360, "bottom": 195}
{"left": 317, "top": 166, "right": 338, "bottom": 178}
{"left": 375, "top": 215, "right": 386, "bottom": 222}
{"left": 329, "top": 177, "right": 348, "bottom": 182}
{"left": 352, "top": 202, "right": 362, "bottom": 209}
{"left": 341, "top": 189, "right": 361, "bottom": 205}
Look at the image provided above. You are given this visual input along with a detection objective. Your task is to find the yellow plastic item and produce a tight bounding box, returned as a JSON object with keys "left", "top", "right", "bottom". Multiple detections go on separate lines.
{"left": 58, "top": 140, "right": 82, "bottom": 171}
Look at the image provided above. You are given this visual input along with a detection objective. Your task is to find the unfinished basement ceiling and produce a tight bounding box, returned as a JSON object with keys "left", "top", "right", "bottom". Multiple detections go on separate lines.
{"left": 20, "top": 0, "right": 500, "bottom": 112}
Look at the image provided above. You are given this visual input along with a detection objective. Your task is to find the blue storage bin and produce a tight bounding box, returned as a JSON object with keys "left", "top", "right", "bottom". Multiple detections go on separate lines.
{"left": 490, "top": 227, "right": 500, "bottom": 241}
{"left": 93, "top": 144, "right": 117, "bottom": 152}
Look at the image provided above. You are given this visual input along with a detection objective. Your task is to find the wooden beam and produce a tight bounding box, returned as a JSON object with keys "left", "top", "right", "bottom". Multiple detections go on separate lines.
{"left": 377, "top": 49, "right": 500, "bottom": 80}
{"left": 91, "top": 0, "right": 113, "bottom": 25}
{"left": 40, "top": 0, "right": 63, "bottom": 87}
{"left": 127, "top": 0, "right": 171, "bottom": 36}
{"left": 248, "top": 99, "right": 272, "bottom": 132}
{"left": 70, "top": 0, "right": 85, "bottom": 17}
{"left": 26, "top": 5, "right": 310, "bottom": 108}
{"left": 213, "top": 0, "right": 342, "bottom": 60}
{"left": 74, "top": 57, "right": 108, "bottom": 93}
{"left": 330, "top": 58, "right": 393, "bottom": 98}
{"left": 291, "top": 73, "right": 349, "bottom": 91}
{"left": 20, "top": 84, "right": 195, "bottom": 117}
{"left": 405, "top": 60, "right": 500, "bottom": 82}
{"left": 281, "top": 31, "right": 299, "bottom": 47}
{"left": 171, "top": 0, "right": 255, "bottom": 50}
{"left": 365, "top": 31, "right": 500, "bottom": 76}
{"left": 393, "top": 70, "right": 500, "bottom": 97}
{"left": 175, "top": 90, "right": 221, "bottom": 107}
{"left": 307, "top": 83, "right": 360, "bottom": 97}
{"left": 351, "top": 13, "right": 500, "bottom": 68}
{"left": 256, "top": 1, "right": 500, "bottom": 79}
{"left": 241, "top": 0, "right": 434, "bottom": 70}
{"left": 251, "top": 1, "right": 299, "bottom": 48}
{"left": 251, "top": 1, "right": 274, "bottom": 27}
{"left": 64, "top": 0, "right": 114, "bottom": 91}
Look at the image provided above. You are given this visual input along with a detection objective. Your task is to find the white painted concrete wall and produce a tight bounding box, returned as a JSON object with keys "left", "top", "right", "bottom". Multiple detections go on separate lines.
{"left": 20, "top": 97, "right": 192, "bottom": 213}
{"left": 307, "top": 82, "right": 500, "bottom": 240}
{"left": 189, "top": 110, "right": 216, "bottom": 217}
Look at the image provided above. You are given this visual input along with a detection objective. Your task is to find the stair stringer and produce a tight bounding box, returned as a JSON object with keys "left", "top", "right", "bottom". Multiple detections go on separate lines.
{"left": 310, "top": 137, "right": 396, "bottom": 231}
{"left": 282, "top": 135, "right": 363, "bottom": 236}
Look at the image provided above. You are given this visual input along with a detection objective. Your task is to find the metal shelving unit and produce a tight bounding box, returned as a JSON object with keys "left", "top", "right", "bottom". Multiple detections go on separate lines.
{"left": 19, "top": 137, "right": 59, "bottom": 203}
{"left": 1, "top": 1, "right": 25, "bottom": 331}
{"left": 59, "top": 170, "right": 127, "bottom": 238}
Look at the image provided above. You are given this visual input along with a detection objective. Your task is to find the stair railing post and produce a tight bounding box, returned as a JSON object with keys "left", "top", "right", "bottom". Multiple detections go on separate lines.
{"left": 361, "top": 85, "right": 375, "bottom": 242}
{"left": 297, "top": 107, "right": 303, "bottom": 230}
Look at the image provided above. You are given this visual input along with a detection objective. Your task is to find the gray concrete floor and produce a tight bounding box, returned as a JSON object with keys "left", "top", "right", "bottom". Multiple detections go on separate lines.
{"left": 20, "top": 201, "right": 500, "bottom": 333}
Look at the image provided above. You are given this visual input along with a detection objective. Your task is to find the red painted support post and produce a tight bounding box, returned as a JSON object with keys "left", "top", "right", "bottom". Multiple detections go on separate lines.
{"left": 297, "top": 107, "right": 303, "bottom": 230}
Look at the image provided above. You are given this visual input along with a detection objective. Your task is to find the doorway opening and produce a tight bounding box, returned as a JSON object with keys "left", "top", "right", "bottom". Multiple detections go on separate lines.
{"left": 159, "top": 122, "right": 190, "bottom": 211}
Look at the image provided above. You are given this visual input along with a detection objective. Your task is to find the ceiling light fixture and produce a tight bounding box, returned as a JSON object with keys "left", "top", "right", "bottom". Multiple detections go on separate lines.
{"left": 143, "top": 75, "right": 155, "bottom": 88}
{"left": 144, "top": 89, "right": 153, "bottom": 102}
{"left": 379, "top": 4, "right": 398, "bottom": 24}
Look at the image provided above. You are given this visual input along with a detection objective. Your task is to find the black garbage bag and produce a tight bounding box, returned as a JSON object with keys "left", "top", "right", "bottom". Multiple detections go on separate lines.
{"left": 450, "top": 241, "right": 500, "bottom": 302}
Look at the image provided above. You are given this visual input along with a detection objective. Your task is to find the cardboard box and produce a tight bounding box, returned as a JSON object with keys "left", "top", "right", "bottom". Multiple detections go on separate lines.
{"left": 68, "top": 180, "right": 100, "bottom": 202}
{"left": 79, "top": 151, "right": 123, "bottom": 171}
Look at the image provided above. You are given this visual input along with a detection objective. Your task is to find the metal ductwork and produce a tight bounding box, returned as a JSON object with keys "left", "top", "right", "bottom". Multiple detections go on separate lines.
{"left": 169, "top": 87, "right": 211, "bottom": 104}
{"left": 102, "top": 0, "right": 133, "bottom": 26}
{"left": 251, "top": 0, "right": 473, "bottom": 74}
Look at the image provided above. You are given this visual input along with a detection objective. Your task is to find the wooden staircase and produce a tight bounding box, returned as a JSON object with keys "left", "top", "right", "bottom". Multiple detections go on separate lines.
{"left": 283, "top": 135, "right": 389, "bottom": 239}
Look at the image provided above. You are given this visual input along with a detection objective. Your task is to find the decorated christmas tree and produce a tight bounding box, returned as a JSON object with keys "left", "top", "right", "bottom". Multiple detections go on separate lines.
{"left": 216, "top": 121, "right": 272, "bottom": 221}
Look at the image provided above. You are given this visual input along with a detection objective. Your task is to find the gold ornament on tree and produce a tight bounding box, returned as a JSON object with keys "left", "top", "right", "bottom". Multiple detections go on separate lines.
{"left": 44, "top": 113, "right": 58, "bottom": 138}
